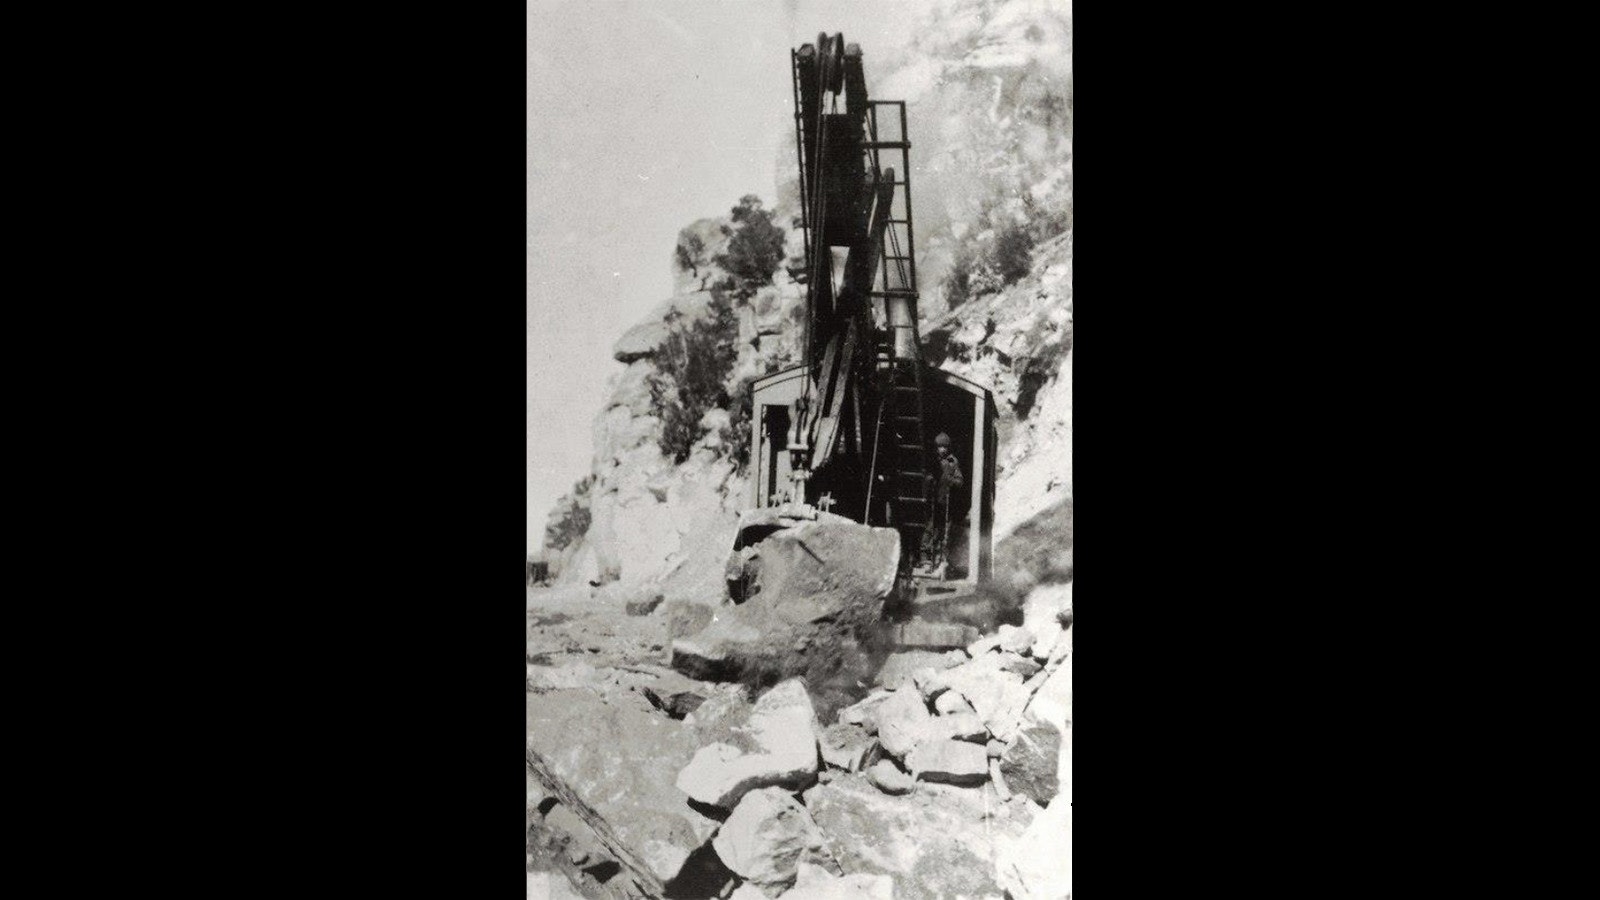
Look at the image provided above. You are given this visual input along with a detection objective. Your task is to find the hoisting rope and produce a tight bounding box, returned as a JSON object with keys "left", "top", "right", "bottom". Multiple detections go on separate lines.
{"left": 799, "top": 43, "right": 839, "bottom": 415}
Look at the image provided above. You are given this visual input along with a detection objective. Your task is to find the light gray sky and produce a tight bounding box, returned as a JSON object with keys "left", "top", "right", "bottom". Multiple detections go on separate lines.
{"left": 527, "top": 0, "right": 922, "bottom": 552}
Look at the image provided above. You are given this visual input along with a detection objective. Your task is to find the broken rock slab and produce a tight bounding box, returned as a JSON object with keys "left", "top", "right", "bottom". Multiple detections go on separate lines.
{"left": 1001, "top": 654, "right": 1072, "bottom": 807}
{"left": 836, "top": 691, "right": 893, "bottom": 733}
{"left": 682, "top": 683, "right": 755, "bottom": 744}
{"left": 542, "top": 803, "right": 607, "bottom": 870}
{"left": 890, "top": 620, "right": 981, "bottom": 650}
{"left": 906, "top": 739, "right": 989, "bottom": 786}
{"left": 711, "top": 787, "right": 833, "bottom": 893}
{"left": 1000, "top": 718, "right": 1060, "bottom": 808}
{"left": 662, "top": 596, "right": 720, "bottom": 641}
{"left": 676, "top": 679, "right": 820, "bottom": 809}
{"left": 805, "top": 773, "right": 1039, "bottom": 899}
{"left": 996, "top": 623, "right": 1034, "bottom": 655}
{"left": 872, "top": 686, "right": 932, "bottom": 759}
{"left": 624, "top": 593, "right": 664, "bottom": 617}
{"left": 866, "top": 759, "right": 915, "bottom": 795}
{"left": 997, "top": 651, "right": 1044, "bottom": 679}
{"left": 1021, "top": 583, "right": 1072, "bottom": 640}
{"left": 669, "top": 619, "right": 766, "bottom": 681}
{"left": 933, "top": 690, "right": 974, "bottom": 717}
{"left": 927, "top": 710, "right": 988, "bottom": 743}
{"left": 931, "top": 652, "right": 1032, "bottom": 743}
{"left": 819, "top": 722, "right": 876, "bottom": 772}
{"left": 782, "top": 861, "right": 894, "bottom": 900}
{"left": 527, "top": 689, "right": 721, "bottom": 898}
{"left": 873, "top": 650, "right": 961, "bottom": 691}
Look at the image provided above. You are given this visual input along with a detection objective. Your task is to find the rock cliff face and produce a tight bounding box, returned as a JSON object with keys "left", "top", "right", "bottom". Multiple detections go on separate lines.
{"left": 553, "top": 0, "right": 1071, "bottom": 596}
{"left": 928, "top": 230, "right": 1072, "bottom": 583}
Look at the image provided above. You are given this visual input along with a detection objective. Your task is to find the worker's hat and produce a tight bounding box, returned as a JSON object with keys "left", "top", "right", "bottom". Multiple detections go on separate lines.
{"left": 934, "top": 432, "right": 952, "bottom": 447}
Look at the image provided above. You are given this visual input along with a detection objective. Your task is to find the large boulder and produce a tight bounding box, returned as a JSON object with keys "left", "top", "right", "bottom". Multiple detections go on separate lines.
{"left": 1000, "top": 719, "right": 1061, "bottom": 805}
{"left": 805, "top": 773, "right": 1039, "bottom": 899}
{"left": 675, "top": 679, "right": 820, "bottom": 809}
{"left": 670, "top": 514, "right": 901, "bottom": 716}
{"left": 711, "top": 787, "right": 832, "bottom": 893}
{"left": 873, "top": 687, "right": 933, "bottom": 759}
{"left": 728, "top": 512, "right": 900, "bottom": 623}
{"left": 526, "top": 689, "right": 721, "bottom": 897}
{"left": 1002, "top": 654, "right": 1072, "bottom": 806}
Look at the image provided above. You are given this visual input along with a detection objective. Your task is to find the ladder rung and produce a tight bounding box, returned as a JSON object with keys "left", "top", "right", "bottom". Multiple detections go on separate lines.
{"left": 862, "top": 141, "right": 910, "bottom": 149}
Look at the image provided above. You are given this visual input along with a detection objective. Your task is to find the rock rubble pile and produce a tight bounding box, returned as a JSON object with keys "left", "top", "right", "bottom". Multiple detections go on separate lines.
{"left": 528, "top": 578, "right": 1070, "bottom": 899}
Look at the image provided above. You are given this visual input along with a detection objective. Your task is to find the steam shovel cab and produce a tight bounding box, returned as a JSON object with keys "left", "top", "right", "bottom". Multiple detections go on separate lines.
{"left": 747, "top": 365, "right": 996, "bottom": 590}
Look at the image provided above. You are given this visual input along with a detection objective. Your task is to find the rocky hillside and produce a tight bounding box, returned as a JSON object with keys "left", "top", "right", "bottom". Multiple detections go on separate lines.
{"left": 545, "top": 0, "right": 1072, "bottom": 598}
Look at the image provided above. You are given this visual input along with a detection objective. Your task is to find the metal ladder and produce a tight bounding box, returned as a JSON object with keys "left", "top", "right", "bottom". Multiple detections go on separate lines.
{"left": 861, "top": 101, "right": 935, "bottom": 562}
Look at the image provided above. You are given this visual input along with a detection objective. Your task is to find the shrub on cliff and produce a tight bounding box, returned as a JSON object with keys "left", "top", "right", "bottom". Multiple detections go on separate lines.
{"left": 714, "top": 195, "right": 786, "bottom": 302}
{"left": 649, "top": 292, "right": 740, "bottom": 465}
{"left": 674, "top": 232, "right": 707, "bottom": 278}
{"left": 649, "top": 196, "right": 787, "bottom": 469}
{"left": 543, "top": 474, "right": 593, "bottom": 552}
{"left": 942, "top": 196, "right": 1070, "bottom": 309}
